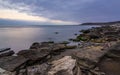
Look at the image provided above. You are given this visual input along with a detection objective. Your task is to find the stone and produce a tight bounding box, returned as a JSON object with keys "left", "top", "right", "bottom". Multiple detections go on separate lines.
{"left": 0, "top": 50, "right": 15, "bottom": 58}
{"left": 27, "top": 63, "right": 49, "bottom": 75}
{"left": 30, "top": 42, "right": 40, "bottom": 49}
{"left": 0, "top": 48, "right": 11, "bottom": 53}
{"left": 72, "top": 46, "right": 107, "bottom": 68}
{"left": 0, "top": 56, "right": 29, "bottom": 72}
{"left": 0, "top": 71, "right": 15, "bottom": 75}
{"left": 52, "top": 44, "right": 68, "bottom": 52}
{"left": 65, "top": 45, "right": 77, "bottom": 49}
{"left": 17, "top": 49, "right": 50, "bottom": 61}
{"left": 109, "top": 42, "right": 120, "bottom": 51}
{"left": 48, "top": 56, "right": 76, "bottom": 75}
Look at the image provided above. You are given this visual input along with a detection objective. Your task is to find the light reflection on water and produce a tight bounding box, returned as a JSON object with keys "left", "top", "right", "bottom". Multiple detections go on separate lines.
{"left": 0, "top": 25, "right": 98, "bottom": 52}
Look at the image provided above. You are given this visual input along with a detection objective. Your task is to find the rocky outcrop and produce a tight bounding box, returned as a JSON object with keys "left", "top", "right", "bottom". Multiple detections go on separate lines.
{"left": 73, "top": 46, "right": 105, "bottom": 64}
{"left": 48, "top": 56, "right": 77, "bottom": 75}
{"left": 0, "top": 25, "right": 120, "bottom": 75}
{"left": 0, "top": 42, "right": 77, "bottom": 75}
{"left": 72, "top": 25, "right": 120, "bottom": 43}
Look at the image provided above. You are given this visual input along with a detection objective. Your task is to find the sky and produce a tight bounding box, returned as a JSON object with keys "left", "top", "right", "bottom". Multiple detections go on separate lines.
{"left": 0, "top": 0, "right": 120, "bottom": 25}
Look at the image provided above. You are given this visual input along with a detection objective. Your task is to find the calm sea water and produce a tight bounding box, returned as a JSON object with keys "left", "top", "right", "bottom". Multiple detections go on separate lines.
{"left": 0, "top": 25, "right": 98, "bottom": 52}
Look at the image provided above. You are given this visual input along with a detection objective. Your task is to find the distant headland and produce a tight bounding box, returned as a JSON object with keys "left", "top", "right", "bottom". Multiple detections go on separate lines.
{"left": 80, "top": 21, "right": 120, "bottom": 25}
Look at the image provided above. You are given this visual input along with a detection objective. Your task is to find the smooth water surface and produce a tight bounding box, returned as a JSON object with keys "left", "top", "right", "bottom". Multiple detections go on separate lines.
{"left": 0, "top": 25, "right": 98, "bottom": 52}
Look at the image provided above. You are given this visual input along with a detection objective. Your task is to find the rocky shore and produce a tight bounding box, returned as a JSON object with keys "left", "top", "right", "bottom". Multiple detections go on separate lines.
{"left": 0, "top": 25, "right": 120, "bottom": 75}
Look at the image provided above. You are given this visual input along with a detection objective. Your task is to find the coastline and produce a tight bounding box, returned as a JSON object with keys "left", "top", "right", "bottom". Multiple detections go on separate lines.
{"left": 0, "top": 24, "right": 120, "bottom": 75}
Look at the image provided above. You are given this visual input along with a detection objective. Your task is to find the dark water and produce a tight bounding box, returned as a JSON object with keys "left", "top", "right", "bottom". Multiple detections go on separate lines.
{"left": 0, "top": 25, "right": 98, "bottom": 52}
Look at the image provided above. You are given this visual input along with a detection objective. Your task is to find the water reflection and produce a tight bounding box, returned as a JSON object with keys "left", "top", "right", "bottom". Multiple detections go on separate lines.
{"left": 0, "top": 28, "right": 45, "bottom": 52}
{"left": 0, "top": 25, "right": 98, "bottom": 52}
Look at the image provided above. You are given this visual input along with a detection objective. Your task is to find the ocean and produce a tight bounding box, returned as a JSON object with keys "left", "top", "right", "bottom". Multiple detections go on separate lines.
{"left": 0, "top": 25, "right": 98, "bottom": 52}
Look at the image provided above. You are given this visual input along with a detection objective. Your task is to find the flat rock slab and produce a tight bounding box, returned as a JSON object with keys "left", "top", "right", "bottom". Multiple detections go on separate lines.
{"left": 73, "top": 46, "right": 107, "bottom": 63}
{"left": 17, "top": 49, "right": 50, "bottom": 61}
{"left": 0, "top": 56, "right": 29, "bottom": 72}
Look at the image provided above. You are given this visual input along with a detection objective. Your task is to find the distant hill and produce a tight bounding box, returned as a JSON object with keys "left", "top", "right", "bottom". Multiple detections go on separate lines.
{"left": 81, "top": 21, "right": 120, "bottom": 25}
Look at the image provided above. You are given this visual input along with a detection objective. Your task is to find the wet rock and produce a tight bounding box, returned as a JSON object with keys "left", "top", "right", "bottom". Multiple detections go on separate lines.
{"left": 80, "top": 29, "right": 90, "bottom": 34}
{"left": 0, "top": 56, "right": 29, "bottom": 72}
{"left": 74, "top": 25, "right": 120, "bottom": 43}
{"left": 40, "top": 42, "right": 54, "bottom": 47}
{"left": 88, "top": 33, "right": 100, "bottom": 39}
{"left": 65, "top": 45, "right": 77, "bottom": 49}
{"left": 48, "top": 56, "right": 76, "bottom": 75}
{"left": 60, "top": 41, "right": 70, "bottom": 45}
{"left": 54, "top": 32, "right": 59, "bottom": 34}
{"left": 30, "top": 42, "right": 40, "bottom": 49}
{"left": 0, "top": 50, "right": 15, "bottom": 58}
{"left": 0, "top": 48, "right": 11, "bottom": 53}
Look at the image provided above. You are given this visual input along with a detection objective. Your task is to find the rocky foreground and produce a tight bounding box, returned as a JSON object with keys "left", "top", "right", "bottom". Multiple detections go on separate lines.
{"left": 0, "top": 25, "right": 120, "bottom": 75}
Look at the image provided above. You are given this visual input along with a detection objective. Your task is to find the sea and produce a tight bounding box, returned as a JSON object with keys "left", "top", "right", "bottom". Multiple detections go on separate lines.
{"left": 0, "top": 25, "right": 99, "bottom": 52}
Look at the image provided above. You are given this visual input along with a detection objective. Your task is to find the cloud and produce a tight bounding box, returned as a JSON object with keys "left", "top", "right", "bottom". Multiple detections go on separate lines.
{"left": 0, "top": 8, "right": 77, "bottom": 25}
{"left": 0, "top": 0, "right": 120, "bottom": 24}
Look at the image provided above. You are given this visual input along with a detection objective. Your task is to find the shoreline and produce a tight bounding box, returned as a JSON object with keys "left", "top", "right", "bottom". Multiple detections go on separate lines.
{"left": 0, "top": 24, "right": 120, "bottom": 75}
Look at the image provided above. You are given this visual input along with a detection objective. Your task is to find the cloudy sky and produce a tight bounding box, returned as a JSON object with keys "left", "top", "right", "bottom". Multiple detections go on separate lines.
{"left": 0, "top": 0, "right": 120, "bottom": 25}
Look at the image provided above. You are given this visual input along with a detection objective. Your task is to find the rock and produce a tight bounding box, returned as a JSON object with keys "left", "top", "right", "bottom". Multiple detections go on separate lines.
{"left": 72, "top": 46, "right": 107, "bottom": 68}
{"left": 0, "top": 50, "right": 15, "bottom": 58}
{"left": 48, "top": 56, "right": 76, "bottom": 75}
{"left": 40, "top": 42, "right": 54, "bottom": 47}
{"left": 30, "top": 42, "right": 40, "bottom": 49}
{"left": 0, "top": 56, "right": 29, "bottom": 72}
{"left": 0, "top": 48, "right": 11, "bottom": 53}
{"left": 109, "top": 42, "right": 120, "bottom": 51}
{"left": 54, "top": 32, "right": 59, "bottom": 34}
{"left": 0, "top": 70, "right": 15, "bottom": 75}
{"left": 65, "top": 45, "right": 77, "bottom": 49}
{"left": 60, "top": 41, "right": 70, "bottom": 45}
{"left": 27, "top": 63, "right": 49, "bottom": 75}
{"left": 52, "top": 44, "right": 66, "bottom": 51}
{"left": 104, "top": 31, "right": 119, "bottom": 35}
{"left": 74, "top": 25, "right": 120, "bottom": 43}
{"left": 17, "top": 49, "right": 50, "bottom": 61}
{"left": 80, "top": 29, "right": 90, "bottom": 34}
{"left": 87, "top": 33, "right": 100, "bottom": 39}
{"left": 106, "top": 42, "right": 120, "bottom": 58}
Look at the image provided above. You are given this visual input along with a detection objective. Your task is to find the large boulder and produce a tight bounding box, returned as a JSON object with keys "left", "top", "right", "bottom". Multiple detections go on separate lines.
{"left": 27, "top": 63, "right": 49, "bottom": 75}
{"left": 48, "top": 56, "right": 77, "bottom": 75}
{"left": 72, "top": 46, "right": 107, "bottom": 68}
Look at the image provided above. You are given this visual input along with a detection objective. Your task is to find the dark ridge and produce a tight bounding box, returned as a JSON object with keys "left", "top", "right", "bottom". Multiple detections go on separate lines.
{"left": 80, "top": 21, "right": 120, "bottom": 25}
